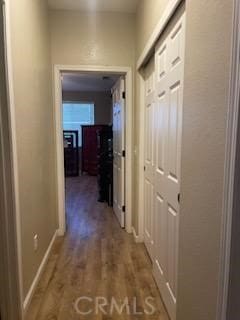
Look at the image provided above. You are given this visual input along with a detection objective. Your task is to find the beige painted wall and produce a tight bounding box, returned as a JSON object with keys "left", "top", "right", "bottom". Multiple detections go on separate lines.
{"left": 9, "top": 0, "right": 57, "bottom": 298}
{"left": 50, "top": 8, "right": 136, "bottom": 225}
{"left": 50, "top": 10, "right": 136, "bottom": 67}
{"left": 136, "top": 0, "right": 170, "bottom": 57}
{"left": 62, "top": 91, "right": 112, "bottom": 125}
{"left": 177, "top": 1, "right": 233, "bottom": 319}
{"left": 136, "top": 0, "right": 234, "bottom": 319}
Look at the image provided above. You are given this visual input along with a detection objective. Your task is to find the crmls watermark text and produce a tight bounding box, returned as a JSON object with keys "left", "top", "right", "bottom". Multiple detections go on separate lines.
{"left": 74, "top": 296, "right": 156, "bottom": 315}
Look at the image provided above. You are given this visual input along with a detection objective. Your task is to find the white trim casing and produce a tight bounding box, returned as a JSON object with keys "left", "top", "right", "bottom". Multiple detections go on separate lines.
{"left": 23, "top": 231, "right": 58, "bottom": 313}
{"left": 124, "top": 68, "right": 133, "bottom": 233}
{"left": 54, "top": 65, "right": 133, "bottom": 235}
{"left": 137, "top": 73, "right": 145, "bottom": 242}
{"left": 137, "top": 0, "right": 182, "bottom": 70}
{"left": 54, "top": 67, "right": 66, "bottom": 236}
{"left": 216, "top": 1, "right": 240, "bottom": 319}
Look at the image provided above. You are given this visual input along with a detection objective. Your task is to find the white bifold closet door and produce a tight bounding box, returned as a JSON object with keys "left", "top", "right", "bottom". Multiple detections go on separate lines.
{"left": 153, "top": 11, "right": 186, "bottom": 320}
{"left": 112, "top": 77, "right": 126, "bottom": 228}
{"left": 144, "top": 57, "right": 155, "bottom": 260}
{"left": 143, "top": 9, "right": 186, "bottom": 320}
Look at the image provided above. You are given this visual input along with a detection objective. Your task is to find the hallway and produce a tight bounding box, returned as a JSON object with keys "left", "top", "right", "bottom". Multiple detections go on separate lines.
{"left": 25, "top": 176, "right": 169, "bottom": 319}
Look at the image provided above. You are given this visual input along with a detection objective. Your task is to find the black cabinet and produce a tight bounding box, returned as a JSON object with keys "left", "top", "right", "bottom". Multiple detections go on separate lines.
{"left": 63, "top": 130, "right": 79, "bottom": 177}
{"left": 97, "top": 126, "right": 113, "bottom": 205}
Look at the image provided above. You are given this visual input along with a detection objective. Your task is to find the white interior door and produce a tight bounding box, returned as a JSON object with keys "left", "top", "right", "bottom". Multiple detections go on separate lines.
{"left": 153, "top": 12, "right": 186, "bottom": 320}
{"left": 144, "top": 57, "right": 155, "bottom": 259}
{"left": 112, "top": 78, "right": 125, "bottom": 228}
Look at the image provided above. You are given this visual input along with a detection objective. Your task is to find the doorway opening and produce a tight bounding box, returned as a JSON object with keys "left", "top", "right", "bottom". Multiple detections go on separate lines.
{"left": 61, "top": 71, "right": 126, "bottom": 230}
{"left": 54, "top": 66, "right": 133, "bottom": 236}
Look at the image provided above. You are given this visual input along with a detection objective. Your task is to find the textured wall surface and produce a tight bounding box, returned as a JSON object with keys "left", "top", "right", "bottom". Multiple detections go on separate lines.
{"left": 136, "top": 0, "right": 170, "bottom": 57}
{"left": 10, "top": 0, "right": 57, "bottom": 297}
{"left": 50, "top": 9, "right": 136, "bottom": 227}
{"left": 177, "top": 1, "right": 233, "bottom": 319}
{"left": 50, "top": 10, "right": 136, "bottom": 67}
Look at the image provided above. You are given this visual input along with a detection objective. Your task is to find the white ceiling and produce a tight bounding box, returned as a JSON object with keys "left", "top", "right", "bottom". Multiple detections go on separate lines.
{"left": 48, "top": 0, "right": 139, "bottom": 13}
{"left": 62, "top": 73, "right": 120, "bottom": 92}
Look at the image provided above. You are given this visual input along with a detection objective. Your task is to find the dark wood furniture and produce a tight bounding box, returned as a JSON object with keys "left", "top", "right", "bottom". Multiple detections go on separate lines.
{"left": 97, "top": 126, "right": 113, "bottom": 205}
{"left": 82, "top": 125, "right": 108, "bottom": 175}
{"left": 63, "top": 130, "right": 79, "bottom": 177}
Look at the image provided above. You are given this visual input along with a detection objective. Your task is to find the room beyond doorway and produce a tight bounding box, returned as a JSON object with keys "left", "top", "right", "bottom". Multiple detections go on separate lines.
{"left": 54, "top": 65, "right": 133, "bottom": 236}
{"left": 62, "top": 71, "right": 121, "bottom": 224}
{"left": 61, "top": 73, "right": 115, "bottom": 177}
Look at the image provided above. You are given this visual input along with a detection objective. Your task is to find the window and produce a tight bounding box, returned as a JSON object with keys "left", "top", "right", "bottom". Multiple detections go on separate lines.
{"left": 62, "top": 102, "right": 94, "bottom": 147}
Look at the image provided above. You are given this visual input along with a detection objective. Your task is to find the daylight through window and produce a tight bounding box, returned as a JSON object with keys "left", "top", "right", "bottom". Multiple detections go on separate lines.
{"left": 63, "top": 102, "right": 94, "bottom": 146}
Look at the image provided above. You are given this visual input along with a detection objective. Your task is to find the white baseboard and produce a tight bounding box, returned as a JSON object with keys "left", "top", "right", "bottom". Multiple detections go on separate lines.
{"left": 132, "top": 227, "right": 143, "bottom": 243}
{"left": 23, "top": 230, "right": 58, "bottom": 312}
{"left": 57, "top": 228, "right": 65, "bottom": 237}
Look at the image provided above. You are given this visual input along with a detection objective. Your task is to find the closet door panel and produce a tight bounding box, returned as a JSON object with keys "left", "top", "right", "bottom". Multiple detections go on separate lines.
{"left": 144, "top": 57, "right": 155, "bottom": 259}
{"left": 153, "top": 11, "right": 186, "bottom": 320}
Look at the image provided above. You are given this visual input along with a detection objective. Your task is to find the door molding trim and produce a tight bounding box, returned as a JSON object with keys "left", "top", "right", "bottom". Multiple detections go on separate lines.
{"left": 54, "top": 65, "right": 133, "bottom": 235}
{"left": 137, "top": 72, "right": 145, "bottom": 242}
{"left": 137, "top": 0, "right": 182, "bottom": 70}
{"left": 216, "top": 1, "right": 240, "bottom": 319}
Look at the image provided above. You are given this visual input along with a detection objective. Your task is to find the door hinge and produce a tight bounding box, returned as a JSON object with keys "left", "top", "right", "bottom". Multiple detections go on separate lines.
{"left": 122, "top": 91, "right": 126, "bottom": 99}
{"left": 144, "top": 166, "right": 146, "bottom": 171}
{"left": 122, "top": 205, "right": 126, "bottom": 212}
{"left": 122, "top": 150, "right": 126, "bottom": 158}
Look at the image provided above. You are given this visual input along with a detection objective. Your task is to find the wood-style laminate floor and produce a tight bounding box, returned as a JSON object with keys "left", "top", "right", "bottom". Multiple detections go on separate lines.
{"left": 25, "top": 176, "right": 169, "bottom": 320}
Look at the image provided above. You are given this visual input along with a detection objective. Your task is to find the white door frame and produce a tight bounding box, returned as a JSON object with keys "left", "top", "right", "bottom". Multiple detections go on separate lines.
{"left": 54, "top": 65, "right": 133, "bottom": 235}
{"left": 137, "top": 72, "right": 145, "bottom": 242}
{"left": 112, "top": 77, "right": 126, "bottom": 228}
